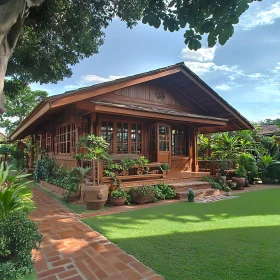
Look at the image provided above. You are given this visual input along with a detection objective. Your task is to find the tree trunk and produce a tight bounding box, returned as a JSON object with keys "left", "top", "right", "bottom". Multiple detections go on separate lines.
{"left": 0, "top": 0, "right": 44, "bottom": 113}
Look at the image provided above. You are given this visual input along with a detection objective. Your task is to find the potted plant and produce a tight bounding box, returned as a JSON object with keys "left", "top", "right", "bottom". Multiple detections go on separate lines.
{"left": 159, "top": 163, "right": 170, "bottom": 178}
{"left": 120, "top": 158, "right": 136, "bottom": 176}
{"left": 136, "top": 156, "right": 149, "bottom": 175}
{"left": 72, "top": 166, "right": 92, "bottom": 201}
{"left": 130, "top": 185, "right": 156, "bottom": 204}
{"left": 75, "top": 135, "right": 110, "bottom": 210}
{"left": 110, "top": 189, "right": 127, "bottom": 206}
{"left": 232, "top": 166, "right": 246, "bottom": 190}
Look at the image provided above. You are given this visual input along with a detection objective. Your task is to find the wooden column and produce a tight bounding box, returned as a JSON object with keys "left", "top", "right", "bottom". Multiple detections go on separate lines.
{"left": 30, "top": 135, "right": 35, "bottom": 168}
{"left": 192, "top": 127, "right": 199, "bottom": 172}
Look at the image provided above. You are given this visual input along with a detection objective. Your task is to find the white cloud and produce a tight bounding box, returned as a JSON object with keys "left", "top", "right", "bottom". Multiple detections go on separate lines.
{"left": 246, "top": 73, "right": 264, "bottom": 79}
{"left": 215, "top": 84, "right": 231, "bottom": 91}
{"left": 184, "top": 61, "right": 242, "bottom": 77}
{"left": 241, "top": 2, "right": 280, "bottom": 30}
{"left": 64, "top": 85, "right": 80, "bottom": 90}
{"left": 181, "top": 46, "right": 216, "bottom": 62}
{"left": 272, "top": 62, "right": 280, "bottom": 73}
{"left": 82, "top": 74, "right": 125, "bottom": 83}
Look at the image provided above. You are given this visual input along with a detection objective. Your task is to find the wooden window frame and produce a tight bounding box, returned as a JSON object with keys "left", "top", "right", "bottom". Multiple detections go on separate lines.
{"left": 99, "top": 119, "right": 144, "bottom": 154}
{"left": 171, "top": 126, "right": 186, "bottom": 156}
{"left": 56, "top": 122, "right": 77, "bottom": 155}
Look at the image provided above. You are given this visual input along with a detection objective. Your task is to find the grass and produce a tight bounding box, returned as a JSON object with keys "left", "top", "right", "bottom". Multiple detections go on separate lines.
{"left": 35, "top": 183, "right": 108, "bottom": 214}
{"left": 23, "top": 273, "right": 37, "bottom": 280}
{"left": 83, "top": 188, "right": 280, "bottom": 280}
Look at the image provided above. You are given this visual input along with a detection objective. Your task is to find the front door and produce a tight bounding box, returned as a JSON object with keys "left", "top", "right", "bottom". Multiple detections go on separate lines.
{"left": 149, "top": 123, "right": 171, "bottom": 163}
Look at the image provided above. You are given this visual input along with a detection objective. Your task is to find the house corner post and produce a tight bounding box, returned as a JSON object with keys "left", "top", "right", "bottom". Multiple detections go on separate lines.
{"left": 192, "top": 127, "right": 199, "bottom": 172}
{"left": 30, "top": 134, "right": 35, "bottom": 168}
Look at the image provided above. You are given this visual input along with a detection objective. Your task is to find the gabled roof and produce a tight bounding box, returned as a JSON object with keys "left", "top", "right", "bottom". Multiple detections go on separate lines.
{"left": 9, "top": 62, "right": 254, "bottom": 140}
{"left": 257, "top": 125, "right": 280, "bottom": 136}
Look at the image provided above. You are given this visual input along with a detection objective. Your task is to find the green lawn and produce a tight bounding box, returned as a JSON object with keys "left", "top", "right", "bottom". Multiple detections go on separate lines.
{"left": 83, "top": 188, "right": 280, "bottom": 280}
{"left": 23, "top": 273, "right": 37, "bottom": 280}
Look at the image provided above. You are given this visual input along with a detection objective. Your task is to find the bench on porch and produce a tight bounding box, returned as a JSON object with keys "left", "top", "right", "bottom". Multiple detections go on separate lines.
{"left": 102, "top": 154, "right": 163, "bottom": 183}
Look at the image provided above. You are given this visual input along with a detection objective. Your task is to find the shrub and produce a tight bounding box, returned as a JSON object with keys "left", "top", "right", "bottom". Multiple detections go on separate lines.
{"left": 266, "top": 163, "right": 280, "bottom": 182}
{"left": 159, "top": 163, "right": 170, "bottom": 171}
{"left": 0, "top": 212, "right": 42, "bottom": 280}
{"left": 188, "top": 188, "right": 195, "bottom": 202}
{"left": 34, "top": 155, "right": 57, "bottom": 182}
{"left": 111, "top": 189, "right": 131, "bottom": 204}
{"left": 238, "top": 153, "right": 258, "bottom": 183}
{"left": 130, "top": 185, "right": 156, "bottom": 197}
{"left": 202, "top": 176, "right": 223, "bottom": 190}
{"left": 154, "top": 183, "right": 175, "bottom": 199}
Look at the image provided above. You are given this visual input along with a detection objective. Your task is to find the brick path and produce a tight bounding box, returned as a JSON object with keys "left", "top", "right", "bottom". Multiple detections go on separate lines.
{"left": 30, "top": 188, "right": 163, "bottom": 280}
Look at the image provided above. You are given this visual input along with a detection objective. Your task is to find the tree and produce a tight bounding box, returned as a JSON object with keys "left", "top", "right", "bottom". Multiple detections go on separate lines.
{"left": 0, "top": 79, "right": 48, "bottom": 135}
{"left": 0, "top": 0, "right": 261, "bottom": 113}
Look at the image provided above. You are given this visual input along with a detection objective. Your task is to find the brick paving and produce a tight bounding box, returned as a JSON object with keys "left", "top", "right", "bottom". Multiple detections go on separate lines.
{"left": 30, "top": 188, "right": 163, "bottom": 280}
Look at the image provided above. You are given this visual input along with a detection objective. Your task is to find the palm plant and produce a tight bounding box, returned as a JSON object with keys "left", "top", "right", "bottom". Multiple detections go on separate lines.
{"left": 72, "top": 166, "right": 92, "bottom": 183}
{"left": 0, "top": 163, "right": 34, "bottom": 220}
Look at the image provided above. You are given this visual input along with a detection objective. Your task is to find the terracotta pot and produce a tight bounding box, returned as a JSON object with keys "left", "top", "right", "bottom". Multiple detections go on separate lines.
{"left": 110, "top": 197, "right": 126, "bottom": 206}
{"left": 231, "top": 177, "right": 245, "bottom": 189}
{"left": 83, "top": 185, "right": 109, "bottom": 210}
{"left": 131, "top": 193, "right": 155, "bottom": 204}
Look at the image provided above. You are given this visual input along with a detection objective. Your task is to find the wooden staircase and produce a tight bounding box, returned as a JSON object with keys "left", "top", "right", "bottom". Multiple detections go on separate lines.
{"left": 169, "top": 181, "right": 220, "bottom": 200}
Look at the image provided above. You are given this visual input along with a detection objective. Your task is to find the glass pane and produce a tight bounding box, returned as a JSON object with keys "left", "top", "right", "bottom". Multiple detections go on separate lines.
{"left": 123, "top": 143, "right": 128, "bottom": 153}
{"left": 108, "top": 122, "right": 113, "bottom": 131}
{"left": 101, "top": 121, "right": 107, "bottom": 130}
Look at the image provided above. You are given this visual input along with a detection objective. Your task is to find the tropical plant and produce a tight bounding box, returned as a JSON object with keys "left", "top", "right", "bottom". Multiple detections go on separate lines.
{"left": 34, "top": 155, "right": 57, "bottom": 182}
{"left": 238, "top": 153, "right": 258, "bottom": 183}
{"left": 72, "top": 166, "right": 92, "bottom": 183}
{"left": 120, "top": 158, "right": 136, "bottom": 171}
{"left": 137, "top": 156, "right": 149, "bottom": 167}
{"left": 75, "top": 135, "right": 109, "bottom": 185}
{"left": 130, "top": 186, "right": 156, "bottom": 198}
{"left": 258, "top": 155, "right": 274, "bottom": 183}
{"left": 234, "top": 166, "right": 247, "bottom": 179}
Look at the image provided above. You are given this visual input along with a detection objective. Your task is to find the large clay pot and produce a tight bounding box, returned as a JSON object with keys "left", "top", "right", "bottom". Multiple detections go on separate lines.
{"left": 110, "top": 197, "right": 126, "bottom": 206}
{"left": 83, "top": 185, "right": 109, "bottom": 210}
{"left": 231, "top": 177, "right": 246, "bottom": 189}
{"left": 131, "top": 193, "right": 155, "bottom": 204}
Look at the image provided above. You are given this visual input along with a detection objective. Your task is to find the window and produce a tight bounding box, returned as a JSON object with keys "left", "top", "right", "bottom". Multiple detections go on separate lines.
{"left": 46, "top": 133, "right": 52, "bottom": 152}
{"left": 159, "top": 125, "right": 170, "bottom": 151}
{"left": 172, "top": 126, "right": 186, "bottom": 155}
{"left": 100, "top": 120, "right": 143, "bottom": 154}
{"left": 131, "top": 124, "right": 142, "bottom": 154}
{"left": 57, "top": 122, "right": 77, "bottom": 154}
{"left": 117, "top": 122, "right": 128, "bottom": 153}
{"left": 101, "top": 121, "right": 114, "bottom": 153}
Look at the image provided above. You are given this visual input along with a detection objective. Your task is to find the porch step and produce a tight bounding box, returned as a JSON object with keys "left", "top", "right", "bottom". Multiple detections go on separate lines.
{"left": 169, "top": 180, "right": 212, "bottom": 192}
{"left": 176, "top": 188, "right": 220, "bottom": 200}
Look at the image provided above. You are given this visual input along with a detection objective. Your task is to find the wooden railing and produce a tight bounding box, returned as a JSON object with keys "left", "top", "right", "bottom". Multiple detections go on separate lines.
{"left": 198, "top": 159, "right": 237, "bottom": 175}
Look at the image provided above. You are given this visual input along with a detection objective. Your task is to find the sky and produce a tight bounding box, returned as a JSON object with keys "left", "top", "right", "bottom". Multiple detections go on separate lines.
{"left": 25, "top": 0, "right": 280, "bottom": 125}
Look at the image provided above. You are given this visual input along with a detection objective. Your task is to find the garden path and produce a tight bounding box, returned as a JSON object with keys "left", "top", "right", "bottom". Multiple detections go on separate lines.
{"left": 30, "top": 187, "right": 163, "bottom": 280}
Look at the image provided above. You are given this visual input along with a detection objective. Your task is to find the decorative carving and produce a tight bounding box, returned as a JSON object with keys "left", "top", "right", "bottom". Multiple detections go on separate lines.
{"left": 155, "top": 87, "right": 165, "bottom": 101}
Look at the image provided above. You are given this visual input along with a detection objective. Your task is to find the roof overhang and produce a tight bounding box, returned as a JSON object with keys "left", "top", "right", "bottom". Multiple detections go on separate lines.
{"left": 9, "top": 62, "right": 253, "bottom": 140}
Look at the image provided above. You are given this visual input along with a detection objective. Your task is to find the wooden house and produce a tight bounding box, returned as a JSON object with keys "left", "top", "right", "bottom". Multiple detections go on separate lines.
{"left": 9, "top": 63, "right": 253, "bottom": 182}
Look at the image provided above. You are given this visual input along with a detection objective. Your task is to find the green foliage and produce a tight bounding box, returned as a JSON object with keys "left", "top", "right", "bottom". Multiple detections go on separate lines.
{"left": 202, "top": 176, "right": 223, "bottom": 190}
{"left": 188, "top": 188, "right": 195, "bottom": 202}
{"left": 142, "top": 0, "right": 258, "bottom": 50}
{"left": 0, "top": 163, "right": 34, "bottom": 220}
{"left": 1, "top": 80, "right": 48, "bottom": 135}
{"left": 154, "top": 183, "right": 175, "bottom": 200}
{"left": 10, "top": 144, "right": 26, "bottom": 171}
{"left": 234, "top": 166, "right": 247, "bottom": 178}
{"left": 159, "top": 163, "right": 170, "bottom": 171}
{"left": 266, "top": 163, "right": 280, "bottom": 182}
{"left": 136, "top": 156, "right": 149, "bottom": 167}
{"left": 0, "top": 212, "right": 42, "bottom": 280}
{"left": 238, "top": 153, "right": 258, "bottom": 183}
{"left": 120, "top": 158, "right": 136, "bottom": 171}
{"left": 72, "top": 166, "right": 92, "bottom": 183}
{"left": 76, "top": 135, "right": 109, "bottom": 161}
{"left": 111, "top": 189, "right": 131, "bottom": 205}
{"left": 34, "top": 155, "right": 57, "bottom": 182}
{"left": 130, "top": 186, "right": 156, "bottom": 198}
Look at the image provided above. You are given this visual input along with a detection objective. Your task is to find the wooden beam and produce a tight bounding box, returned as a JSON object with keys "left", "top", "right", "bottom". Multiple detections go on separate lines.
{"left": 181, "top": 68, "right": 253, "bottom": 130}
{"left": 10, "top": 102, "right": 51, "bottom": 141}
{"left": 51, "top": 68, "right": 181, "bottom": 108}
{"left": 167, "top": 81, "right": 209, "bottom": 114}
{"left": 94, "top": 104, "right": 228, "bottom": 126}
{"left": 75, "top": 101, "right": 96, "bottom": 112}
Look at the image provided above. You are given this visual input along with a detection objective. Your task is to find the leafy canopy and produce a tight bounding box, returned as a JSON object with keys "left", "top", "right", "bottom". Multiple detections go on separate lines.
{"left": 0, "top": 79, "right": 48, "bottom": 135}
{"left": 6, "top": 0, "right": 261, "bottom": 85}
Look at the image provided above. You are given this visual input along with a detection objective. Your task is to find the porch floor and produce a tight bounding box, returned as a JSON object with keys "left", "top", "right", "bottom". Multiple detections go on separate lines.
{"left": 120, "top": 171, "right": 210, "bottom": 188}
